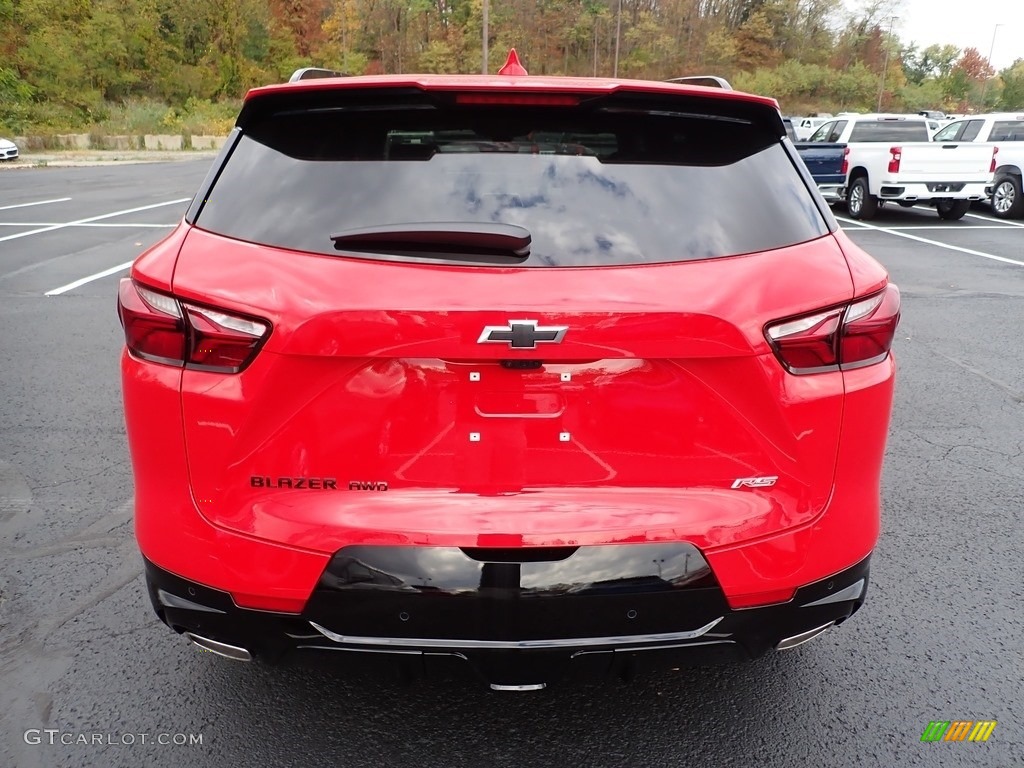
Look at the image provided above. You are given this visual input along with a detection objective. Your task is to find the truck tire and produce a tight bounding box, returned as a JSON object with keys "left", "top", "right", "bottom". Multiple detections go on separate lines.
{"left": 991, "top": 174, "right": 1024, "bottom": 219}
{"left": 936, "top": 199, "right": 970, "bottom": 220}
{"left": 847, "top": 177, "right": 878, "bottom": 220}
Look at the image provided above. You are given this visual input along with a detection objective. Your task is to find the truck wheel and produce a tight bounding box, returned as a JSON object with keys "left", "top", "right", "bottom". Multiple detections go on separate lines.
{"left": 991, "top": 174, "right": 1024, "bottom": 219}
{"left": 847, "top": 177, "right": 878, "bottom": 220}
{"left": 936, "top": 199, "right": 970, "bottom": 220}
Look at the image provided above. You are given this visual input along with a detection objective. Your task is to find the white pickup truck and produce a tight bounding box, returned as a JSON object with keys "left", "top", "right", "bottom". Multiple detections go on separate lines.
{"left": 932, "top": 113, "right": 1024, "bottom": 218}
{"left": 806, "top": 114, "right": 996, "bottom": 220}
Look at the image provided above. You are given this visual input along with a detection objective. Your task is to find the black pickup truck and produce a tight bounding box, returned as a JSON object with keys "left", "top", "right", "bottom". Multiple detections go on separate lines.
{"left": 783, "top": 117, "right": 846, "bottom": 202}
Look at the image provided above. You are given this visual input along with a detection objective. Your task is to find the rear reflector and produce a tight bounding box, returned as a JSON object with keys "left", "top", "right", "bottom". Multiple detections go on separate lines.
{"left": 765, "top": 284, "right": 900, "bottom": 374}
{"left": 230, "top": 593, "right": 306, "bottom": 613}
{"left": 727, "top": 588, "right": 795, "bottom": 609}
{"left": 118, "top": 278, "right": 269, "bottom": 373}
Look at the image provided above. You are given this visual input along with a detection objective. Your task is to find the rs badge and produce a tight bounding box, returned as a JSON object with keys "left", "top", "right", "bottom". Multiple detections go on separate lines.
{"left": 731, "top": 476, "right": 778, "bottom": 489}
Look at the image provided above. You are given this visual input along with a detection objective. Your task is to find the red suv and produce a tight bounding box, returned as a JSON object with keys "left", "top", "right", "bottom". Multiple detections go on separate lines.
{"left": 119, "top": 54, "right": 899, "bottom": 690}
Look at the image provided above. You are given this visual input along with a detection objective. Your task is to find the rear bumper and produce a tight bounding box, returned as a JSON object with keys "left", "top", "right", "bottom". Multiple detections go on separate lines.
{"left": 877, "top": 181, "right": 989, "bottom": 201}
{"left": 145, "top": 550, "right": 870, "bottom": 688}
{"left": 818, "top": 183, "right": 845, "bottom": 202}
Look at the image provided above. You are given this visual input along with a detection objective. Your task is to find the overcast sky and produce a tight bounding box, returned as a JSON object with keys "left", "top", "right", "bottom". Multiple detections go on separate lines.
{"left": 848, "top": 0, "right": 1024, "bottom": 70}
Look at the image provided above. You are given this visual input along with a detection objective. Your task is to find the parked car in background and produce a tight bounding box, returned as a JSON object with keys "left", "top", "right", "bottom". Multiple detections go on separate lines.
{"left": 807, "top": 114, "right": 996, "bottom": 220}
{"left": 932, "top": 113, "right": 1024, "bottom": 218}
{"left": 782, "top": 116, "right": 798, "bottom": 141}
{"left": 0, "top": 138, "right": 19, "bottom": 161}
{"left": 794, "top": 116, "right": 832, "bottom": 141}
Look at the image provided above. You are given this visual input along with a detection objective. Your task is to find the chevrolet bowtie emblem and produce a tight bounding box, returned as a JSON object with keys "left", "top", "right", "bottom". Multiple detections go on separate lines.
{"left": 477, "top": 320, "right": 568, "bottom": 349}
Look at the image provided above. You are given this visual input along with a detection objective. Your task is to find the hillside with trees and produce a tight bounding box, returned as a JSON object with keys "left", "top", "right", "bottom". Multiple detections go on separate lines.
{"left": 2, "top": 0, "right": 1023, "bottom": 134}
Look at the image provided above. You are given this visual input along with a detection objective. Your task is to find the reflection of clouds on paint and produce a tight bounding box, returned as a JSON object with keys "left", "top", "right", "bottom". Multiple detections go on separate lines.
{"left": 201, "top": 144, "right": 825, "bottom": 266}
{"left": 330, "top": 544, "right": 711, "bottom": 595}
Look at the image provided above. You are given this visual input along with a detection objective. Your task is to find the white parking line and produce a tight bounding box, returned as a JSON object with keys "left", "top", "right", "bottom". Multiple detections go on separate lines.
{"left": 0, "top": 197, "right": 71, "bottom": 211}
{"left": 44, "top": 261, "right": 135, "bottom": 297}
{"left": 0, "top": 222, "right": 174, "bottom": 228}
{"left": 837, "top": 216, "right": 1024, "bottom": 267}
{"left": 852, "top": 224, "right": 1022, "bottom": 230}
{"left": 0, "top": 198, "right": 189, "bottom": 243}
{"left": 964, "top": 212, "right": 1024, "bottom": 228}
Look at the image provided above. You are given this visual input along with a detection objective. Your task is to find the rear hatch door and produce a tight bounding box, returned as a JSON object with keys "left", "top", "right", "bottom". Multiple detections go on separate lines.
{"left": 175, "top": 80, "right": 851, "bottom": 552}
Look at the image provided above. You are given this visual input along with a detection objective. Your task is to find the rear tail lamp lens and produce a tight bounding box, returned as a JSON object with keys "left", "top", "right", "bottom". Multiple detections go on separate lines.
{"left": 765, "top": 284, "right": 900, "bottom": 374}
{"left": 887, "top": 146, "right": 902, "bottom": 174}
{"left": 117, "top": 280, "right": 187, "bottom": 366}
{"left": 840, "top": 146, "right": 850, "bottom": 176}
{"left": 118, "top": 279, "right": 269, "bottom": 373}
{"left": 990, "top": 146, "right": 999, "bottom": 173}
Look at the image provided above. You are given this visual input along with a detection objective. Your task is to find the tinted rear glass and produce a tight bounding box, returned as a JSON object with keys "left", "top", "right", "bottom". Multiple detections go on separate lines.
{"left": 195, "top": 93, "right": 827, "bottom": 266}
{"left": 848, "top": 121, "right": 929, "bottom": 142}
{"left": 991, "top": 120, "right": 1024, "bottom": 141}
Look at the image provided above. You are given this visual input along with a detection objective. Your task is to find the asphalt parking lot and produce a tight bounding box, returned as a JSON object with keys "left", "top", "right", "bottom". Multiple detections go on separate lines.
{"left": 1, "top": 162, "right": 1022, "bottom": 768}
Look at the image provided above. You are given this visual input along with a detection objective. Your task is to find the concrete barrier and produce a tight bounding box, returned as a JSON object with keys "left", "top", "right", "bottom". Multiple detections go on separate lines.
{"left": 55, "top": 134, "right": 91, "bottom": 149}
{"left": 100, "top": 135, "right": 135, "bottom": 150}
{"left": 144, "top": 134, "right": 183, "bottom": 150}
{"left": 190, "top": 135, "right": 226, "bottom": 150}
{"left": 14, "top": 133, "right": 227, "bottom": 152}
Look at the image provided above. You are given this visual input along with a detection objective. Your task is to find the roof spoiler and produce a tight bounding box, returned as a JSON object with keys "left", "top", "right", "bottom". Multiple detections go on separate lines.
{"left": 665, "top": 76, "right": 732, "bottom": 90}
{"left": 289, "top": 67, "right": 350, "bottom": 82}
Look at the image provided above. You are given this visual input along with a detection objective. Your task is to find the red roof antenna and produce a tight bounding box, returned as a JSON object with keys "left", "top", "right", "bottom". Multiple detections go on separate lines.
{"left": 498, "top": 49, "right": 528, "bottom": 76}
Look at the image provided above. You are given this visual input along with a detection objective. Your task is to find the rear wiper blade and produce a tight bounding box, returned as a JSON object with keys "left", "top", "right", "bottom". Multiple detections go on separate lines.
{"left": 330, "top": 222, "right": 531, "bottom": 259}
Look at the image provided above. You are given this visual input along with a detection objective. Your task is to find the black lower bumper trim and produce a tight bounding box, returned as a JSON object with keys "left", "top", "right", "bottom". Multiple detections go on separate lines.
{"left": 144, "top": 548, "right": 871, "bottom": 687}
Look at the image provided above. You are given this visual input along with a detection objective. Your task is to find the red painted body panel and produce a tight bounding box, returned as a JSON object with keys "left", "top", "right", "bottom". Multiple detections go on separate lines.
{"left": 123, "top": 224, "right": 895, "bottom": 608}
{"left": 833, "top": 228, "right": 890, "bottom": 296}
{"left": 122, "top": 351, "right": 329, "bottom": 607}
{"left": 172, "top": 229, "right": 850, "bottom": 554}
{"left": 705, "top": 356, "right": 895, "bottom": 595}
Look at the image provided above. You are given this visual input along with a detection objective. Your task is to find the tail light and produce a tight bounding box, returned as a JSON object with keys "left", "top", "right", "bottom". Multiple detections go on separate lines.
{"left": 117, "top": 279, "right": 269, "bottom": 373}
{"left": 455, "top": 94, "right": 578, "bottom": 106}
{"left": 840, "top": 146, "right": 850, "bottom": 176}
{"left": 990, "top": 146, "right": 999, "bottom": 173}
{"left": 765, "top": 284, "right": 900, "bottom": 374}
{"left": 887, "top": 146, "right": 901, "bottom": 173}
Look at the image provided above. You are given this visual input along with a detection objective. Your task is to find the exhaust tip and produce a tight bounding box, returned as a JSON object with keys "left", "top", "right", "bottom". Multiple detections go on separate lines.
{"left": 489, "top": 683, "right": 547, "bottom": 692}
{"left": 185, "top": 632, "right": 253, "bottom": 662}
{"left": 776, "top": 621, "right": 835, "bottom": 651}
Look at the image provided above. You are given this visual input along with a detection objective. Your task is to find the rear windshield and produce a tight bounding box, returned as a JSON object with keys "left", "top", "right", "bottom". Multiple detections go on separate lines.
{"left": 195, "top": 92, "right": 827, "bottom": 267}
{"left": 990, "top": 120, "right": 1024, "bottom": 141}
{"left": 849, "top": 121, "right": 930, "bottom": 142}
